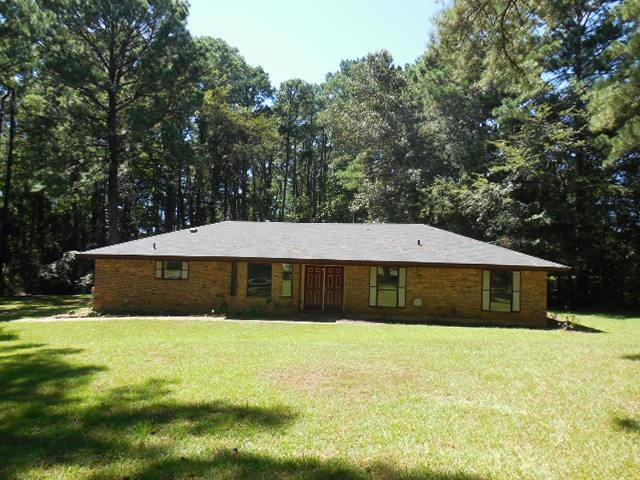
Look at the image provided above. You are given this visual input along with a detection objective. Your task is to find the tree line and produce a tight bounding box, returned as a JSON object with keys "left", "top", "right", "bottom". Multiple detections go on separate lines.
{"left": 0, "top": 0, "right": 638, "bottom": 307}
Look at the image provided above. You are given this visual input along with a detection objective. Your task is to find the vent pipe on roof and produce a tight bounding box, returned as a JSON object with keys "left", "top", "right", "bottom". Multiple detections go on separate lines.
{"left": 417, "top": 240, "right": 422, "bottom": 246}
{"left": 190, "top": 227, "right": 198, "bottom": 233}
{"left": 153, "top": 242, "right": 156, "bottom": 250}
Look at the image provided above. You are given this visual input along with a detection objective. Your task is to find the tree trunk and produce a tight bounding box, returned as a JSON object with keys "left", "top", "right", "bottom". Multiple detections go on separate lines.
{"left": 177, "top": 173, "right": 185, "bottom": 230}
{"left": 165, "top": 181, "right": 176, "bottom": 231}
{"left": 240, "top": 157, "right": 248, "bottom": 220}
{"left": 292, "top": 138, "right": 298, "bottom": 198}
{"left": 0, "top": 89, "right": 9, "bottom": 139}
{"left": 106, "top": 89, "right": 120, "bottom": 244}
{"left": 264, "top": 154, "right": 273, "bottom": 220}
{"left": 281, "top": 164, "right": 288, "bottom": 221}
{"left": 570, "top": 11, "right": 591, "bottom": 307}
{"left": 208, "top": 166, "right": 218, "bottom": 222}
{"left": 0, "top": 88, "right": 16, "bottom": 295}
{"left": 281, "top": 135, "right": 290, "bottom": 221}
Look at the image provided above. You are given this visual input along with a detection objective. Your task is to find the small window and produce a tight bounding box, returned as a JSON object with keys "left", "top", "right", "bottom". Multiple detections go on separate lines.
{"left": 281, "top": 263, "right": 293, "bottom": 297}
{"left": 482, "top": 270, "right": 521, "bottom": 312}
{"left": 155, "top": 260, "right": 188, "bottom": 280}
{"left": 369, "top": 266, "right": 406, "bottom": 307}
{"left": 247, "top": 263, "right": 272, "bottom": 298}
{"left": 230, "top": 262, "right": 237, "bottom": 296}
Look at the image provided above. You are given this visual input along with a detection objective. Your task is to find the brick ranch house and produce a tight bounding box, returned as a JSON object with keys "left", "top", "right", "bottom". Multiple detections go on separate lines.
{"left": 78, "top": 221, "right": 569, "bottom": 327}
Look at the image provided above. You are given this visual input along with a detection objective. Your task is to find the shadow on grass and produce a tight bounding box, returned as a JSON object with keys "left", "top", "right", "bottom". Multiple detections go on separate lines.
{"left": 546, "top": 318, "right": 605, "bottom": 333}
{"left": 120, "top": 450, "right": 484, "bottom": 480}
{"left": 0, "top": 327, "right": 293, "bottom": 478}
{"left": 0, "top": 330, "right": 18, "bottom": 341}
{"left": 621, "top": 354, "right": 640, "bottom": 361}
{"left": 0, "top": 295, "right": 90, "bottom": 321}
{"left": 613, "top": 417, "right": 640, "bottom": 435}
{"left": 0, "top": 327, "right": 482, "bottom": 479}
{"left": 550, "top": 310, "right": 640, "bottom": 321}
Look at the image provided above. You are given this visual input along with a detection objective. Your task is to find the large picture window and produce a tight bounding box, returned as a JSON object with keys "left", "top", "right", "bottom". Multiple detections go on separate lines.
{"left": 155, "top": 260, "right": 188, "bottom": 280}
{"left": 247, "top": 263, "right": 272, "bottom": 298}
{"left": 482, "top": 270, "right": 521, "bottom": 312}
{"left": 281, "top": 264, "right": 293, "bottom": 297}
{"left": 369, "top": 266, "right": 406, "bottom": 307}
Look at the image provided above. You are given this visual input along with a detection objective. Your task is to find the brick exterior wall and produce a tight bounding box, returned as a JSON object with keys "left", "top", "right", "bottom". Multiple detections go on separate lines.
{"left": 93, "top": 259, "right": 548, "bottom": 326}
{"left": 342, "top": 265, "right": 547, "bottom": 327}
{"left": 93, "top": 258, "right": 300, "bottom": 316}
{"left": 93, "top": 258, "right": 231, "bottom": 314}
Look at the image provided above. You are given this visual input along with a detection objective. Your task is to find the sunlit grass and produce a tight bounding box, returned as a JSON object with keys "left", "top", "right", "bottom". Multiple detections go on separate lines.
{"left": 0, "top": 299, "right": 638, "bottom": 479}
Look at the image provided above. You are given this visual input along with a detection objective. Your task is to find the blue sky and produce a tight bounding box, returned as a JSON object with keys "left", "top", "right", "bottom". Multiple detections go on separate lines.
{"left": 187, "top": 0, "right": 444, "bottom": 88}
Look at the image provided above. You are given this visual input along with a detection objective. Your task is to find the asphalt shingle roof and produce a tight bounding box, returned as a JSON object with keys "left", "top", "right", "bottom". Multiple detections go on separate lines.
{"left": 78, "top": 221, "right": 568, "bottom": 271}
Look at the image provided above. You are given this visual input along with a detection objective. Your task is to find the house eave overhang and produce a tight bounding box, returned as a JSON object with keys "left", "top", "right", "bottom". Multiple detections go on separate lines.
{"left": 76, "top": 253, "right": 571, "bottom": 272}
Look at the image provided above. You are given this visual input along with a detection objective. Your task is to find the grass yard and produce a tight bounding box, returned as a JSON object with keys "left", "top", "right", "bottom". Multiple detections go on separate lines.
{"left": 0, "top": 294, "right": 90, "bottom": 321}
{"left": 0, "top": 298, "right": 638, "bottom": 479}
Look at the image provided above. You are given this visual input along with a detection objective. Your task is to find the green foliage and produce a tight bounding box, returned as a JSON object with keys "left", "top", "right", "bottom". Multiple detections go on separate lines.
{"left": 414, "top": 0, "right": 638, "bottom": 307}
{"left": 1, "top": 0, "right": 638, "bottom": 306}
{"left": 588, "top": 0, "right": 640, "bottom": 161}
{"left": 0, "top": 0, "right": 49, "bottom": 86}
{"left": 322, "top": 51, "right": 426, "bottom": 221}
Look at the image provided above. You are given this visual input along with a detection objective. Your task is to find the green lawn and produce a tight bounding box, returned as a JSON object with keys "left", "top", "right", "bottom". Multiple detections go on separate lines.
{"left": 0, "top": 298, "right": 638, "bottom": 479}
{"left": 0, "top": 294, "right": 90, "bottom": 321}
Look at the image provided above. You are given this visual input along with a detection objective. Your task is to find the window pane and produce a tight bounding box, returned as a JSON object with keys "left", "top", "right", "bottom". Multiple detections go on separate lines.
{"left": 248, "top": 263, "right": 272, "bottom": 298}
{"left": 164, "top": 269, "right": 181, "bottom": 280}
{"left": 491, "top": 300, "right": 511, "bottom": 312}
{"left": 377, "top": 266, "right": 399, "bottom": 290}
{"left": 489, "top": 271, "right": 513, "bottom": 312}
{"left": 163, "top": 260, "right": 182, "bottom": 279}
{"left": 282, "top": 263, "right": 293, "bottom": 278}
{"left": 378, "top": 289, "right": 397, "bottom": 307}
{"left": 165, "top": 260, "right": 181, "bottom": 270}
{"left": 513, "top": 271, "right": 521, "bottom": 291}
{"left": 490, "top": 288, "right": 512, "bottom": 312}
{"left": 490, "top": 271, "right": 512, "bottom": 291}
{"left": 375, "top": 266, "right": 400, "bottom": 307}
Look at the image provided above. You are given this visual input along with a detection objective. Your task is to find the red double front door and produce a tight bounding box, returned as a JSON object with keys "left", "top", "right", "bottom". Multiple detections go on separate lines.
{"left": 304, "top": 266, "right": 344, "bottom": 311}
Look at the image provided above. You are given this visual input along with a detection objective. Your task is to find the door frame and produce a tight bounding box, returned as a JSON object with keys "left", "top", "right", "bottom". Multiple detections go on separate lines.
{"left": 301, "top": 264, "right": 345, "bottom": 312}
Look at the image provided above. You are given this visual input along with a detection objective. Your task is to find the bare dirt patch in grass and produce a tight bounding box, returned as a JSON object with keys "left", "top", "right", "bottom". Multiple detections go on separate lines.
{"left": 268, "top": 362, "right": 423, "bottom": 398}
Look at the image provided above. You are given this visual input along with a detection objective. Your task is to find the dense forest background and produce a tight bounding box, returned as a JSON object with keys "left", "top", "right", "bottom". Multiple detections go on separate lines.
{"left": 0, "top": 0, "right": 638, "bottom": 307}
